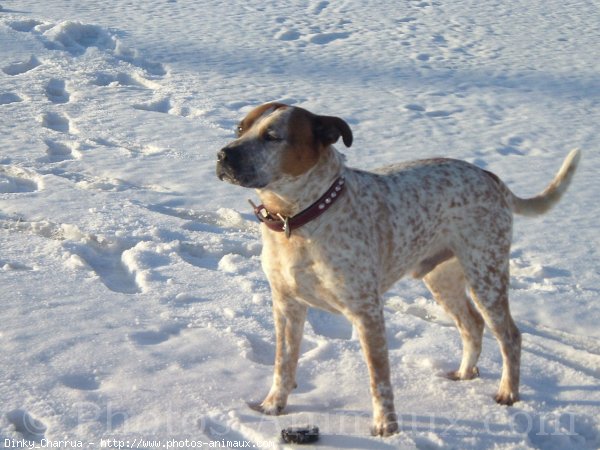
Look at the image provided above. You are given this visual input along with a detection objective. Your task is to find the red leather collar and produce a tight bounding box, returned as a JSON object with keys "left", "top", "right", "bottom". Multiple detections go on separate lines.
{"left": 250, "top": 177, "right": 346, "bottom": 238}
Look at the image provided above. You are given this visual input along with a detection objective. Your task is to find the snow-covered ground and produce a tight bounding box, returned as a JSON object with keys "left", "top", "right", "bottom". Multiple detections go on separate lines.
{"left": 1, "top": 0, "right": 599, "bottom": 448}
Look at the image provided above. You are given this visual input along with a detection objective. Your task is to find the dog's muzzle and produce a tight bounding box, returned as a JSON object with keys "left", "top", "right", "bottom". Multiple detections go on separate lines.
{"left": 216, "top": 148, "right": 234, "bottom": 182}
{"left": 216, "top": 145, "right": 267, "bottom": 188}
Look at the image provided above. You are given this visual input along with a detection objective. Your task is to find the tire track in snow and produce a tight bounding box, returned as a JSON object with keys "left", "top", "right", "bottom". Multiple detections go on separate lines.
{"left": 520, "top": 322, "right": 600, "bottom": 381}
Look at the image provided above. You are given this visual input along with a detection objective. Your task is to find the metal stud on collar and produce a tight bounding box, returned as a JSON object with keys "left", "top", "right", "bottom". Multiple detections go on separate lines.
{"left": 318, "top": 178, "right": 344, "bottom": 211}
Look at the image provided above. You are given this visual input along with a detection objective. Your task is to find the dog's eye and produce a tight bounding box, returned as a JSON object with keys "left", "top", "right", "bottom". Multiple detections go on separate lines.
{"left": 236, "top": 126, "right": 243, "bottom": 136}
{"left": 264, "top": 131, "right": 282, "bottom": 142}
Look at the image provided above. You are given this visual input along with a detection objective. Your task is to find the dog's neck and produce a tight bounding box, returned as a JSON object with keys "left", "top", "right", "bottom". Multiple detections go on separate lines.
{"left": 256, "top": 147, "right": 346, "bottom": 218}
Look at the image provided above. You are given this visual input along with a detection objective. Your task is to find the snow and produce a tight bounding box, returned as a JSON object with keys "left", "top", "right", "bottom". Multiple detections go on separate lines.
{"left": 0, "top": 0, "right": 599, "bottom": 449}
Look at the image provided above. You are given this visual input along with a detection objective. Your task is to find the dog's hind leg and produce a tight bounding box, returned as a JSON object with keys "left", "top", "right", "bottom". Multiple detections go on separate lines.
{"left": 457, "top": 238, "right": 521, "bottom": 405}
{"left": 423, "top": 258, "right": 484, "bottom": 380}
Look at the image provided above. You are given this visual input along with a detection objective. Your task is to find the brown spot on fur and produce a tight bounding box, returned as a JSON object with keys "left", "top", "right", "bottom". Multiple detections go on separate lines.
{"left": 237, "top": 102, "right": 287, "bottom": 136}
{"left": 279, "top": 108, "right": 321, "bottom": 176}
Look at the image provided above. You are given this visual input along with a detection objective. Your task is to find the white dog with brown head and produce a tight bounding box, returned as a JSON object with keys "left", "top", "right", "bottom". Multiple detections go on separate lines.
{"left": 216, "top": 102, "right": 580, "bottom": 436}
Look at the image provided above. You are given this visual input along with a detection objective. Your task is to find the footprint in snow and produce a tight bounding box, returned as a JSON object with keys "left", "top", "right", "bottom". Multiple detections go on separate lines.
{"left": 497, "top": 136, "right": 527, "bottom": 156}
{"left": 129, "top": 330, "right": 172, "bottom": 346}
{"left": 141, "top": 61, "right": 167, "bottom": 77}
{"left": 149, "top": 204, "right": 256, "bottom": 232}
{"left": 309, "top": 32, "right": 351, "bottom": 45}
{"left": 92, "top": 71, "right": 161, "bottom": 90}
{"left": 6, "top": 409, "right": 47, "bottom": 442}
{"left": 497, "top": 146, "right": 526, "bottom": 156}
{"left": 63, "top": 240, "right": 142, "bottom": 294}
{"left": 405, "top": 104, "right": 462, "bottom": 119}
{"left": 45, "top": 168, "right": 136, "bottom": 192}
{"left": 307, "top": 308, "right": 353, "bottom": 340}
{"left": 0, "top": 166, "right": 40, "bottom": 193}
{"left": 179, "top": 240, "right": 259, "bottom": 272}
{"left": 411, "top": 0, "right": 433, "bottom": 7}
{"left": 218, "top": 253, "right": 247, "bottom": 274}
{"left": 425, "top": 109, "right": 457, "bottom": 118}
{"left": 45, "top": 79, "right": 70, "bottom": 104}
{"left": 0, "top": 93, "right": 24, "bottom": 105}
{"left": 173, "top": 292, "right": 208, "bottom": 306}
{"left": 132, "top": 97, "right": 171, "bottom": 114}
{"left": 42, "top": 22, "right": 117, "bottom": 55}
{"left": 41, "top": 111, "right": 74, "bottom": 134}
{"left": 239, "top": 333, "right": 275, "bottom": 366}
{"left": 201, "top": 415, "right": 256, "bottom": 444}
{"left": 41, "top": 20, "right": 167, "bottom": 76}
{"left": 405, "top": 104, "right": 426, "bottom": 112}
{"left": 7, "top": 19, "right": 44, "bottom": 32}
{"left": 275, "top": 29, "right": 302, "bottom": 41}
{"left": 44, "top": 139, "right": 81, "bottom": 162}
{"left": 2, "top": 55, "right": 41, "bottom": 76}
{"left": 225, "top": 100, "right": 255, "bottom": 111}
{"left": 308, "top": 0, "right": 329, "bottom": 15}
{"left": 128, "top": 323, "right": 186, "bottom": 346}
{"left": 1, "top": 260, "right": 33, "bottom": 271}
{"left": 178, "top": 242, "right": 206, "bottom": 268}
{"left": 60, "top": 373, "right": 101, "bottom": 391}
{"left": 432, "top": 34, "right": 448, "bottom": 45}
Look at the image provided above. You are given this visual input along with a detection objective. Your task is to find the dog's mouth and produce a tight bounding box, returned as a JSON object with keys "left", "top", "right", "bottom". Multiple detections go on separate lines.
{"left": 216, "top": 169, "right": 234, "bottom": 183}
{"left": 216, "top": 164, "right": 267, "bottom": 189}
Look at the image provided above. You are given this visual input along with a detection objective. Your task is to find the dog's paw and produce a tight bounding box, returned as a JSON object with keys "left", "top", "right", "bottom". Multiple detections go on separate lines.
{"left": 446, "top": 366, "right": 479, "bottom": 381}
{"left": 494, "top": 390, "right": 519, "bottom": 406}
{"left": 260, "top": 402, "right": 285, "bottom": 415}
{"left": 370, "top": 412, "right": 399, "bottom": 437}
{"left": 257, "top": 390, "right": 288, "bottom": 415}
{"left": 247, "top": 400, "right": 285, "bottom": 415}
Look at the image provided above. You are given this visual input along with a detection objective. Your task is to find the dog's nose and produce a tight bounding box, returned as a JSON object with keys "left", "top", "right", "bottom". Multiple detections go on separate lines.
{"left": 217, "top": 148, "right": 228, "bottom": 163}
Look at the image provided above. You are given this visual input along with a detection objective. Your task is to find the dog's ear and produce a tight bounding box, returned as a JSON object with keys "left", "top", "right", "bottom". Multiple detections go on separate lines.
{"left": 313, "top": 115, "right": 353, "bottom": 148}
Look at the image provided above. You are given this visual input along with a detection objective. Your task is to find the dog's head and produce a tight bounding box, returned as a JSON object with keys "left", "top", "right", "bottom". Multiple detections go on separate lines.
{"left": 216, "top": 102, "right": 352, "bottom": 188}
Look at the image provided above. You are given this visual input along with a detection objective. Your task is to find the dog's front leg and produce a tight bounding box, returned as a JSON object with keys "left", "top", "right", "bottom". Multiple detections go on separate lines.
{"left": 260, "top": 294, "right": 307, "bottom": 415}
{"left": 352, "top": 307, "right": 399, "bottom": 437}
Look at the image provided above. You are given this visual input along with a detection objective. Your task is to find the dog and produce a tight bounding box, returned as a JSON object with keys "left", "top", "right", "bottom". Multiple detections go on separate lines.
{"left": 216, "top": 102, "right": 580, "bottom": 436}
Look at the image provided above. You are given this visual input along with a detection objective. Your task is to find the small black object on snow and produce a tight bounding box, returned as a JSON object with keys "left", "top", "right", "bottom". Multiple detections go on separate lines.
{"left": 281, "top": 426, "right": 319, "bottom": 444}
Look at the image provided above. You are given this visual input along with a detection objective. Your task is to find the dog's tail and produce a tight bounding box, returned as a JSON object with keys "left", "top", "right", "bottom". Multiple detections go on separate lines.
{"left": 509, "top": 149, "right": 581, "bottom": 217}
